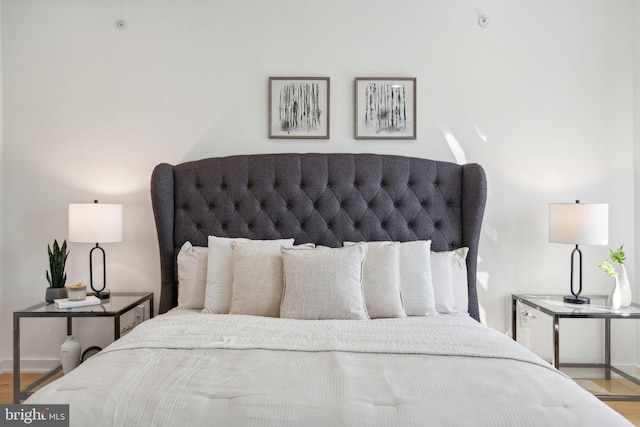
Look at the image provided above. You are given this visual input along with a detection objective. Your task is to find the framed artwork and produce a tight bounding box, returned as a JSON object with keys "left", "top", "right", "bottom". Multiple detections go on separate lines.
{"left": 354, "top": 77, "right": 416, "bottom": 139}
{"left": 269, "top": 77, "right": 330, "bottom": 139}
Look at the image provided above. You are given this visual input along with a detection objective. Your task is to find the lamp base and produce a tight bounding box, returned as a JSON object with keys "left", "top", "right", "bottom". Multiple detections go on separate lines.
{"left": 90, "top": 290, "right": 111, "bottom": 300}
{"left": 564, "top": 295, "right": 590, "bottom": 304}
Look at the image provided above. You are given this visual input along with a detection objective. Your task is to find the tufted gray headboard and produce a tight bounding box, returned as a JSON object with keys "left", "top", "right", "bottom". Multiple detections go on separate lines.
{"left": 150, "top": 153, "right": 487, "bottom": 321}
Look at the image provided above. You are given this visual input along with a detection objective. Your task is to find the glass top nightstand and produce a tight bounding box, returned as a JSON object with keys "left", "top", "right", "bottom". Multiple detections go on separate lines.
{"left": 512, "top": 294, "right": 640, "bottom": 401}
{"left": 512, "top": 294, "right": 640, "bottom": 318}
{"left": 13, "top": 291, "right": 154, "bottom": 403}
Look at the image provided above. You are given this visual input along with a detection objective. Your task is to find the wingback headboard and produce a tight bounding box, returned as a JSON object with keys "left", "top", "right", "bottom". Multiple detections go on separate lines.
{"left": 150, "top": 153, "right": 487, "bottom": 321}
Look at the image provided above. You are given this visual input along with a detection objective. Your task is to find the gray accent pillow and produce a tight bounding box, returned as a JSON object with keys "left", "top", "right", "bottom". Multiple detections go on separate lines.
{"left": 230, "top": 242, "right": 315, "bottom": 317}
{"left": 280, "top": 244, "right": 370, "bottom": 320}
{"left": 229, "top": 242, "right": 287, "bottom": 317}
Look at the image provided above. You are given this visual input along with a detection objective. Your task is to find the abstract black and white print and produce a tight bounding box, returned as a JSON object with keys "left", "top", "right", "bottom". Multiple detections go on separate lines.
{"left": 362, "top": 82, "right": 407, "bottom": 134}
{"left": 355, "top": 78, "right": 416, "bottom": 139}
{"left": 269, "top": 77, "right": 330, "bottom": 139}
{"left": 278, "top": 82, "right": 322, "bottom": 133}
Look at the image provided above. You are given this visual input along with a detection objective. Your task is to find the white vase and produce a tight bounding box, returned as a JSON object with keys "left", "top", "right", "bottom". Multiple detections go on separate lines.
{"left": 609, "top": 276, "right": 622, "bottom": 309}
{"left": 618, "top": 264, "right": 632, "bottom": 307}
{"left": 60, "top": 335, "right": 81, "bottom": 374}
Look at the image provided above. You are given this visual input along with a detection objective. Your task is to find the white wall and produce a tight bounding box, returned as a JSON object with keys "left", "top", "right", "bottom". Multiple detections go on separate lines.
{"left": 0, "top": 2, "right": 3, "bottom": 370}
{"left": 635, "top": 0, "right": 640, "bottom": 363}
{"left": 0, "top": 0, "right": 636, "bottom": 365}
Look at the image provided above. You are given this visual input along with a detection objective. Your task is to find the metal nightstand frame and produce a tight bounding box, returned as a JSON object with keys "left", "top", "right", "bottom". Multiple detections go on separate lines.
{"left": 512, "top": 294, "right": 640, "bottom": 401}
{"left": 13, "top": 291, "right": 154, "bottom": 403}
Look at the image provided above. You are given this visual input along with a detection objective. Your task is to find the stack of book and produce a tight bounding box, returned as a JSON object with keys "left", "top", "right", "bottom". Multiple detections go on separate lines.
{"left": 54, "top": 295, "right": 101, "bottom": 309}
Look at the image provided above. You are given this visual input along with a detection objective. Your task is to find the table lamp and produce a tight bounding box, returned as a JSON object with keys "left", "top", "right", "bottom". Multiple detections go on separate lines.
{"left": 549, "top": 200, "right": 608, "bottom": 304}
{"left": 68, "top": 200, "right": 123, "bottom": 299}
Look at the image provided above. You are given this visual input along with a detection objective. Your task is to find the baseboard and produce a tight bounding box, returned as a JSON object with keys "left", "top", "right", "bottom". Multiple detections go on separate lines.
{"left": 0, "top": 359, "right": 59, "bottom": 374}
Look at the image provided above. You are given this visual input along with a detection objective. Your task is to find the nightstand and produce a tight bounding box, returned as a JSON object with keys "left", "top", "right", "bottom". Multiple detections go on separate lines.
{"left": 512, "top": 294, "right": 640, "bottom": 401}
{"left": 13, "top": 291, "right": 154, "bottom": 403}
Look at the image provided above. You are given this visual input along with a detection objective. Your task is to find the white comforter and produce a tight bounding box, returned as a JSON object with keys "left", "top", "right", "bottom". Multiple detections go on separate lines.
{"left": 28, "top": 313, "right": 631, "bottom": 427}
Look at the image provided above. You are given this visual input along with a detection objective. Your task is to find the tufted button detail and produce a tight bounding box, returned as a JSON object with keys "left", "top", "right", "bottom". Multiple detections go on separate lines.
{"left": 287, "top": 204, "right": 292, "bottom": 209}
{"left": 196, "top": 224, "right": 202, "bottom": 229}
{"left": 381, "top": 222, "right": 387, "bottom": 229}
{"left": 260, "top": 203, "right": 266, "bottom": 209}
{"left": 367, "top": 203, "right": 372, "bottom": 208}
{"left": 421, "top": 201, "right": 427, "bottom": 207}
{"left": 393, "top": 202, "right": 398, "bottom": 207}
{"left": 183, "top": 205, "right": 188, "bottom": 210}
{"left": 300, "top": 183, "right": 305, "bottom": 189}
{"left": 314, "top": 203, "right": 319, "bottom": 209}
{"left": 247, "top": 183, "right": 252, "bottom": 190}
{"left": 221, "top": 184, "right": 227, "bottom": 190}
{"left": 434, "top": 221, "right": 441, "bottom": 229}
{"left": 234, "top": 204, "right": 240, "bottom": 210}
{"left": 340, "top": 202, "right": 345, "bottom": 208}
{"left": 222, "top": 224, "right": 228, "bottom": 230}
{"left": 354, "top": 222, "right": 359, "bottom": 229}
{"left": 209, "top": 205, "right": 214, "bottom": 210}
{"left": 274, "top": 221, "right": 280, "bottom": 228}
{"left": 274, "top": 183, "right": 279, "bottom": 189}
{"left": 248, "top": 224, "right": 253, "bottom": 230}
{"left": 327, "top": 222, "right": 333, "bottom": 229}
{"left": 195, "top": 184, "right": 201, "bottom": 189}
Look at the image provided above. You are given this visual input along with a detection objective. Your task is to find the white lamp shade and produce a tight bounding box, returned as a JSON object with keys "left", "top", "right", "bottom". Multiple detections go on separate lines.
{"left": 68, "top": 203, "right": 123, "bottom": 243}
{"left": 549, "top": 202, "right": 608, "bottom": 245}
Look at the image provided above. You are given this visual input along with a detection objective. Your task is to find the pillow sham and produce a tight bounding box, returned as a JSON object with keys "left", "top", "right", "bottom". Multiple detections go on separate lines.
{"left": 430, "top": 247, "right": 469, "bottom": 314}
{"left": 203, "top": 236, "right": 294, "bottom": 314}
{"left": 280, "top": 244, "right": 369, "bottom": 320}
{"left": 230, "top": 242, "right": 314, "bottom": 317}
{"left": 176, "top": 241, "right": 208, "bottom": 310}
{"left": 343, "top": 241, "right": 405, "bottom": 319}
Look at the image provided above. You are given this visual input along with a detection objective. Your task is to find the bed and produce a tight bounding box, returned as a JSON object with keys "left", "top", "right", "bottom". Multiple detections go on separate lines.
{"left": 27, "top": 153, "right": 631, "bottom": 426}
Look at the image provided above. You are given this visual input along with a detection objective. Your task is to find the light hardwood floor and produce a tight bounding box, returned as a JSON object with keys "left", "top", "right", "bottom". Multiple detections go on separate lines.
{"left": 1, "top": 372, "right": 639, "bottom": 425}
{"left": 572, "top": 376, "right": 640, "bottom": 426}
{"left": 0, "top": 373, "right": 46, "bottom": 404}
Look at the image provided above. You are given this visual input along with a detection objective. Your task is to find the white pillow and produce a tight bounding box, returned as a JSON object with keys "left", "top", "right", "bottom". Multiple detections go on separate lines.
{"left": 203, "top": 236, "right": 294, "bottom": 314}
{"left": 280, "top": 244, "right": 369, "bottom": 320}
{"left": 176, "top": 242, "right": 208, "bottom": 309}
{"left": 397, "top": 240, "right": 437, "bottom": 316}
{"left": 451, "top": 247, "right": 469, "bottom": 314}
{"left": 345, "top": 241, "right": 436, "bottom": 317}
{"left": 343, "top": 242, "right": 405, "bottom": 319}
{"left": 230, "top": 242, "right": 314, "bottom": 317}
{"left": 430, "top": 247, "right": 469, "bottom": 314}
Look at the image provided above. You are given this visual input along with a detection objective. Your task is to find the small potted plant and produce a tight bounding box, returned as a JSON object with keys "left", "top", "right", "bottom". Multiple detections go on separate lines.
{"left": 597, "top": 245, "right": 631, "bottom": 308}
{"left": 45, "top": 239, "right": 69, "bottom": 302}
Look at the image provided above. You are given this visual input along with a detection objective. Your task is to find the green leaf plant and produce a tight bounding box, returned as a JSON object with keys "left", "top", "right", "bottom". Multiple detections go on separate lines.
{"left": 608, "top": 245, "right": 626, "bottom": 265}
{"left": 46, "top": 239, "right": 69, "bottom": 288}
{"left": 597, "top": 245, "right": 625, "bottom": 277}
